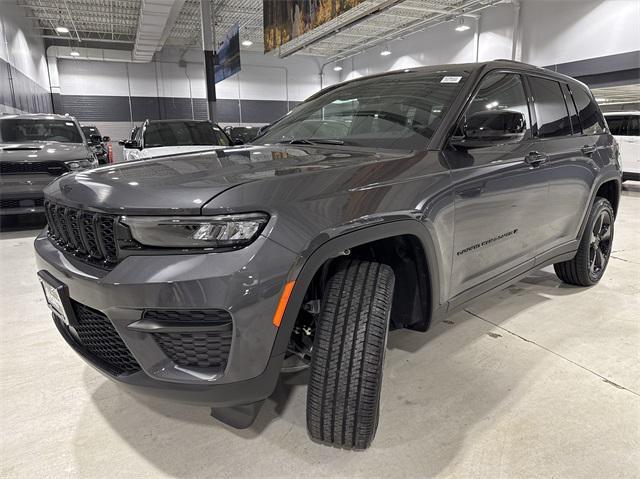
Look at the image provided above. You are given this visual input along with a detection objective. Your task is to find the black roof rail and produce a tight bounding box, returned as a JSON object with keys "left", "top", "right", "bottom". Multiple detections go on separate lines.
{"left": 492, "top": 58, "right": 529, "bottom": 64}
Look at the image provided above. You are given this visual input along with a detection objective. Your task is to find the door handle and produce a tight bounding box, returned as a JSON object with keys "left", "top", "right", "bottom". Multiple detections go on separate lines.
{"left": 581, "top": 145, "right": 597, "bottom": 156}
{"left": 525, "top": 151, "right": 548, "bottom": 166}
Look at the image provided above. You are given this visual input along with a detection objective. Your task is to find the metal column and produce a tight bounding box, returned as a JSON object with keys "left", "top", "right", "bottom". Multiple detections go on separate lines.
{"left": 200, "top": 0, "right": 216, "bottom": 121}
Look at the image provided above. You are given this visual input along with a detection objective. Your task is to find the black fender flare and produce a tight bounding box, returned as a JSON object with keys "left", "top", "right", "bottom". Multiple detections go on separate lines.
{"left": 270, "top": 219, "right": 444, "bottom": 356}
{"left": 576, "top": 172, "right": 621, "bottom": 242}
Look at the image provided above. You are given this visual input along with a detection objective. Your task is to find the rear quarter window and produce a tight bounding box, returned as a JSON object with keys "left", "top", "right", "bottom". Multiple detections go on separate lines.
{"left": 571, "top": 86, "right": 606, "bottom": 135}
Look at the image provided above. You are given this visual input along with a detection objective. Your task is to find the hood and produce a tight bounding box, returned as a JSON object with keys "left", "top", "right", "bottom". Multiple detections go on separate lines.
{"left": 0, "top": 142, "right": 91, "bottom": 162}
{"left": 44, "top": 144, "right": 414, "bottom": 215}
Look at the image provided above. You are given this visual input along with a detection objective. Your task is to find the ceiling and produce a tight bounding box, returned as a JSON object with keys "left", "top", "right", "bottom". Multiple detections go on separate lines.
{"left": 18, "top": 0, "right": 492, "bottom": 58}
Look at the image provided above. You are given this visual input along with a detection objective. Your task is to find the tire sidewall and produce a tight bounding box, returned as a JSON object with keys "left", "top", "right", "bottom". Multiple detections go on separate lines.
{"left": 581, "top": 198, "right": 614, "bottom": 284}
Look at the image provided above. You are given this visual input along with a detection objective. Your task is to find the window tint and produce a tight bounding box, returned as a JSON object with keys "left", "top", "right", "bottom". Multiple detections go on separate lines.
{"left": 0, "top": 119, "right": 83, "bottom": 143}
{"left": 606, "top": 116, "right": 640, "bottom": 136}
{"left": 561, "top": 84, "right": 580, "bottom": 135}
{"left": 529, "top": 77, "right": 572, "bottom": 138}
{"left": 455, "top": 72, "right": 530, "bottom": 142}
{"left": 144, "top": 121, "right": 230, "bottom": 148}
{"left": 256, "top": 71, "right": 470, "bottom": 150}
{"left": 607, "top": 116, "right": 627, "bottom": 135}
{"left": 571, "top": 86, "right": 605, "bottom": 135}
{"left": 629, "top": 116, "right": 640, "bottom": 136}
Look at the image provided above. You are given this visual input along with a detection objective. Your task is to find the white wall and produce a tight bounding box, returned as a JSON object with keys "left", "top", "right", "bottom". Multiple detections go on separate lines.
{"left": 0, "top": 1, "right": 50, "bottom": 90}
{"left": 339, "top": 0, "right": 640, "bottom": 79}
{"left": 520, "top": 0, "right": 640, "bottom": 66}
{"left": 0, "top": 0, "right": 51, "bottom": 113}
{"left": 57, "top": 47, "right": 338, "bottom": 103}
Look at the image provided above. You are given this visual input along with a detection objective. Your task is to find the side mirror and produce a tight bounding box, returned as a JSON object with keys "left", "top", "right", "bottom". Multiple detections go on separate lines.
{"left": 123, "top": 140, "right": 141, "bottom": 150}
{"left": 88, "top": 134, "right": 102, "bottom": 145}
{"left": 453, "top": 110, "right": 526, "bottom": 148}
{"left": 118, "top": 139, "right": 126, "bottom": 146}
{"left": 102, "top": 136, "right": 110, "bottom": 142}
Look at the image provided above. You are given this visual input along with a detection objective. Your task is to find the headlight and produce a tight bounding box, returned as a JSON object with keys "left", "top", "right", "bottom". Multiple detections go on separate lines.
{"left": 65, "top": 158, "right": 96, "bottom": 171}
{"left": 121, "top": 213, "right": 269, "bottom": 248}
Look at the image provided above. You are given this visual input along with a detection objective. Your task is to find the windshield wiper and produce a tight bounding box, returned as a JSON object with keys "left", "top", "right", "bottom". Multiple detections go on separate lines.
{"left": 279, "top": 138, "right": 345, "bottom": 145}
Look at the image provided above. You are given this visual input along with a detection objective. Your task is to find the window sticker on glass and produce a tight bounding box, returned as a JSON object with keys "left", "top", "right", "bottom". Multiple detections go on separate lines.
{"left": 441, "top": 76, "right": 462, "bottom": 84}
{"left": 65, "top": 122, "right": 75, "bottom": 126}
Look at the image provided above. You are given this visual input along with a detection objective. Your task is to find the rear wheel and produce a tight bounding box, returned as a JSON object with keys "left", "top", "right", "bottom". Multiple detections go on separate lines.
{"left": 554, "top": 197, "right": 614, "bottom": 286}
{"left": 306, "top": 259, "right": 394, "bottom": 449}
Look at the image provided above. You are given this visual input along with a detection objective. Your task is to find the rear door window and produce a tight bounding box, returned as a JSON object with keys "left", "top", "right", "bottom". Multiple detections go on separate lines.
{"left": 571, "top": 86, "right": 606, "bottom": 135}
{"left": 528, "top": 76, "right": 572, "bottom": 138}
{"left": 629, "top": 116, "right": 640, "bottom": 136}
{"left": 607, "top": 116, "right": 628, "bottom": 135}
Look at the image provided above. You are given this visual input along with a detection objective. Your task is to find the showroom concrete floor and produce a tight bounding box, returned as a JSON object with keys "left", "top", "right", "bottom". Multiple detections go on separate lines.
{"left": 1, "top": 185, "right": 639, "bottom": 479}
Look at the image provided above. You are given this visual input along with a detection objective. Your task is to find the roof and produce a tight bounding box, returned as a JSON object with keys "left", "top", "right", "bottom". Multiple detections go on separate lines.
{"left": 0, "top": 113, "right": 77, "bottom": 121}
{"left": 603, "top": 111, "right": 640, "bottom": 116}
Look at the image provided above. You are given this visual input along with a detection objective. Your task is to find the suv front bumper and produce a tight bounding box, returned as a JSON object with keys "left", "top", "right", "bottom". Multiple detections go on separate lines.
{"left": 34, "top": 231, "right": 297, "bottom": 407}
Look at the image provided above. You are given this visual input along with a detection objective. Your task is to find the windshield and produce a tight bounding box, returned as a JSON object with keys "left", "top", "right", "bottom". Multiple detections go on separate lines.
{"left": 143, "top": 121, "right": 231, "bottom": 148}
{"left": 256, "top": 71, "right": 469, "bottom": 150}
{"left": 0, "top": 119, "right": 83, "bottom": 143}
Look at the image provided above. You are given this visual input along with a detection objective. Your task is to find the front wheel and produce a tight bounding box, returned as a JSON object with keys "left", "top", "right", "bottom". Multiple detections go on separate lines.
{"left": 554, "top": 197, "right": 614, "bottom": 286}
{"left": 306, "top": 259, "right": 395, "bottom": 449}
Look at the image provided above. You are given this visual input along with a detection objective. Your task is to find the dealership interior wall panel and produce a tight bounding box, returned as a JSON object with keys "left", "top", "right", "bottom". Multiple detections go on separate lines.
{"left": 53, "top": 49, "right": 335, "bottom": 127}
{"left": 0, "top": 3, "right": 51, "bottom": 114}
{"left": 340, "top": 1, "right": 639, "bottom": 81}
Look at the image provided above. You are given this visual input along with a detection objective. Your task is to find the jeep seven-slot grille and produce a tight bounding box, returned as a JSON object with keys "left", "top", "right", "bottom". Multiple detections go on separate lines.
{"left": 44, "top": 201, "right": 118, "bottom": 268}
{"left": 145, "top": 310, "right": 233, "bottom": 370}
{"left": 71, "top": 300, "right": 141, "bottom": 375}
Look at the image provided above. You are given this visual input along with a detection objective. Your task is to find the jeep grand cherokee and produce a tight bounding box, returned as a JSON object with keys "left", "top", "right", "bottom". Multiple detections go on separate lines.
{"left": 34, "top": 61, "right": 621, "bottom": 449}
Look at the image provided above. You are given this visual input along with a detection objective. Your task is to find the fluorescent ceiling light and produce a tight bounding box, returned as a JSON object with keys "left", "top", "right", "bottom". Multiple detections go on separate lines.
{"left": 380, "top": 49, "right": 391, "bottom": 56}
{"left": 595, "top": 97, "right": 606, "bottom": 102}
{"left": 70, "top": 50, "right": 80, "bottom": 57}
{"left": 55, "top": 26, "right": 69, "bottom": 33}
{"left": 241, "top": 40, "right": 253, "bottom": 47}
{"left": 333, "top": 65, "right": 343, "bottom": 71}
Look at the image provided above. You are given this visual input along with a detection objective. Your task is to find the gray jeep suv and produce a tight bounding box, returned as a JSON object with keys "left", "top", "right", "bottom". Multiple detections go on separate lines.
{"left": 34, "top": 61, "right": 621, "bottom": 449}
{"left": 1, "top": 114, "right": 97, "bottom": 215}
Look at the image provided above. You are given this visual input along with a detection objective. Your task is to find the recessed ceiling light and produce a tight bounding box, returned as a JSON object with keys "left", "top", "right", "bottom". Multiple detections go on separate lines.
{"left": 241, "top": 40, "right": 253, "bottom": 47}
{"left": 70, "top": 49, "right": 80, "bottom": 57}
{"left": 55, "top": 26, "right": 69, "bottom": 33}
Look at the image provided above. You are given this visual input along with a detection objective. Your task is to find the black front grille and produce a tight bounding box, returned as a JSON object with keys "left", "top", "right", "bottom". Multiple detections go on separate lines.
{"left": 44, "top": 201, "right": 118, "bottom": 268}
{"left": 71, "top": 301, "right": 141, "bottom": 375}
{"left": 0, "top": 198, "right": 45, "bottom": 209}
{"left": 145, "top": 309, "right": 233, "bottom": 369}
{"left": 0, "top": 161, "right": 68, "bottom": 176}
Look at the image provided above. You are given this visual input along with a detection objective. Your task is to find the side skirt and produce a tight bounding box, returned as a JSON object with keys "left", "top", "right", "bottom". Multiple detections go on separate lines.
{"left": 441, "top": 240, "right": 579, "bottom": 319}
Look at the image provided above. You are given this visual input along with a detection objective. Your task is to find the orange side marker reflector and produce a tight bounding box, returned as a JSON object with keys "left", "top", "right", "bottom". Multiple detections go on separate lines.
{"left": 273, "top": 281, "right": 295, "bottom": 328}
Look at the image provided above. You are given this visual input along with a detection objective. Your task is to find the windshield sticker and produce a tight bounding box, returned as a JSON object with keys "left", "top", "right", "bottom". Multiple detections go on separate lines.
{"left": 441, "top": 76, "right": 462, "bottom": 84}
{"left": 65, "top": 122, "right": 74, "bottom": 126}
